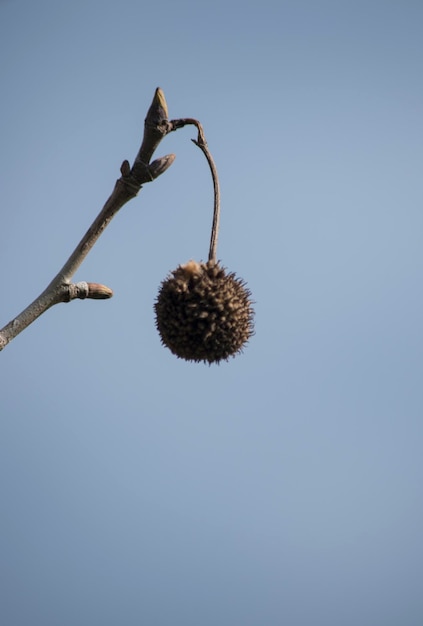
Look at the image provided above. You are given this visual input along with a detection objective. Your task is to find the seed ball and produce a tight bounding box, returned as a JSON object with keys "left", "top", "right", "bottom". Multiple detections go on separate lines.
{"left": 155, "top": 260, "right": 254, "bottom": 364}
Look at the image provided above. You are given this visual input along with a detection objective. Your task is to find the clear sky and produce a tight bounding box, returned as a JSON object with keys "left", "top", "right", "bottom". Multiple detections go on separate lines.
{"left": 1, "top": 0, "right": 423, "bottom": 624}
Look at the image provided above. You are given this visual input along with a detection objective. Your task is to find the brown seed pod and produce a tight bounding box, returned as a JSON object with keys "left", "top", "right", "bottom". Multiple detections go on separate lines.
{"left": 155, "top": 260, "right": 254, "bottom": 364}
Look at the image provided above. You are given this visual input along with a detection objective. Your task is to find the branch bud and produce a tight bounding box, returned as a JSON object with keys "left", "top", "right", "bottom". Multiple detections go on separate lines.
{"left": 147, "top": 154, "right": 176, "bottom": 180}
{"left": 145, "top": 87, "right": 169, "bottom": 127}
{"left": 86, "top": 283, "right": 114, "bottom": 299}
{"left": 68, "top": 282, "right": 114, "bottom": 300}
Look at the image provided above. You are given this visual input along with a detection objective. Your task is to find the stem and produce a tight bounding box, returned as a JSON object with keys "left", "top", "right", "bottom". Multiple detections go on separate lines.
{"left": 169, "top": 118, "right": 221, "bottom": 263}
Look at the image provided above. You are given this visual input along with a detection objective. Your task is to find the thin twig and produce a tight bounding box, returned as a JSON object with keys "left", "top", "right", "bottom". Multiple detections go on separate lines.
{"left": 168, "top": 118, "right": 221, "bottom": 263}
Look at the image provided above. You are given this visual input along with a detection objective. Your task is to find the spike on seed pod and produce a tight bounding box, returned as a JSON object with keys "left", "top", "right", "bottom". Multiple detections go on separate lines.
{"left": 155, "top": 260, "right": 254, "bottom": 364}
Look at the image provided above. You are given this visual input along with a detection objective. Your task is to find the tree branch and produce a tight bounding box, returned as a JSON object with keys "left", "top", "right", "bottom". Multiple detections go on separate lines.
{"left": 0, "top": 88, "right": 175, "bottom": 351}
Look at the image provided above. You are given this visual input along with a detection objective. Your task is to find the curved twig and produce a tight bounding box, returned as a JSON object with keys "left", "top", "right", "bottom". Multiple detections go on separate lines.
{"left": 168, "top": 118, "right": 221, "bottom": 263}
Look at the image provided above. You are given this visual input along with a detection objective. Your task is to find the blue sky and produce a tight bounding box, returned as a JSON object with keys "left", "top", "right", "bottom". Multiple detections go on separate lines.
{"left": 1, "top": 1, "right": 423, "bottom": 624}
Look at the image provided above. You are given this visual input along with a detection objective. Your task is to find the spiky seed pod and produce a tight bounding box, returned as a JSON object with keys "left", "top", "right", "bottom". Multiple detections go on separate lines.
{"left": 155, "top": 260, "right": 254, "bottom": 364}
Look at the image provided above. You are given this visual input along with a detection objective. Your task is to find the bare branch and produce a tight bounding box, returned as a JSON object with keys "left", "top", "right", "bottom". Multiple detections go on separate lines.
{"left": 0, "top": 88, "right": 175, "bottom": 351}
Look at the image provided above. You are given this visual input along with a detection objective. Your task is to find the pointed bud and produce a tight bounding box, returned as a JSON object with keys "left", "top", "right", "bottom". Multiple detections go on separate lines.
{"left": 145, "top": 87, "right": 169, "bottom": 127}
{"left": 148, "top": 154, "right": 176, "bottom": 180}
